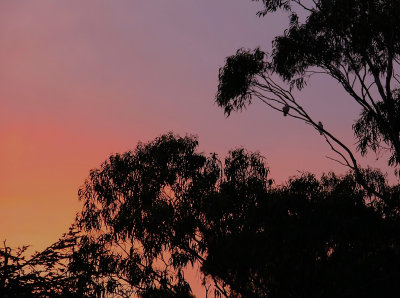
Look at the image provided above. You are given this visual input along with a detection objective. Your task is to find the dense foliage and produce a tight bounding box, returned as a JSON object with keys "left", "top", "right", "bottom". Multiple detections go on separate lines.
{"left": 0, "top": 228, "right": 97, "bottom": 297}
{"left": 74, "top": 134, "right": 400, "bottom": 297}
{"left": 2, "top": 133, "right": 400, "bottom": 297}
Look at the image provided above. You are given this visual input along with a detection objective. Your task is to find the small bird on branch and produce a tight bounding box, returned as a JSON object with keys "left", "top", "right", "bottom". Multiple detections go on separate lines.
{"left": 318, "top": 121, "right": 323, "bottom": 135}
{"left": 282, "top": 104, "right": 290, "bottom": 116}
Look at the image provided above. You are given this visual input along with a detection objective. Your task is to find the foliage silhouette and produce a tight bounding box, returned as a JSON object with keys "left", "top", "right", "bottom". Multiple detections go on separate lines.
{"left": 0, "top": 228, "right": 96, "bottom": 297}
{"left": 75, "top": 133, "right": 207, "bottom": 297}
{"left": 216, "top": 0, "right": 400, "bottom": 185}
{"left": 2, "top": 133, "right": 400, "bottom": 297}
{"left": 74, "top": 133, "right": 400, "bottom": 297}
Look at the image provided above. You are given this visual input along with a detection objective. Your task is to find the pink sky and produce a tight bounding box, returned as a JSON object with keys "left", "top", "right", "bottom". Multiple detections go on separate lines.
{"left": 0, "top": 0, "right": 392, "bottom": 295}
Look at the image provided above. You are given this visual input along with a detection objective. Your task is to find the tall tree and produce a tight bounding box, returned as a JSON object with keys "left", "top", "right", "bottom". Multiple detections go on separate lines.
{"left": 76, "top": 133, "right": 210, "bottom": 297}
{"left": 216, "top": 0, "right": 400, "bottom": 195}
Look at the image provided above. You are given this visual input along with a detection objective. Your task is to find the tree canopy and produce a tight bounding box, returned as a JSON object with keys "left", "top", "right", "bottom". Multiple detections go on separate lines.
{"left": 216, "top": 0, "right": 400, "bottom": 181}
{"left": 0, "top": 228, "right": 100, "bottom": 297}
{"left": 75, "top": 134, "right": 400, "bottom": 297}
{"left": 3, "top": 133, "right": 400, "bottom": 297}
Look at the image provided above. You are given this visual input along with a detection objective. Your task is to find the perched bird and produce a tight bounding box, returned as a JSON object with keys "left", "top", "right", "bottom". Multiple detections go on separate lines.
{"left": 318, "top": 121, "right": 323, "bottom": 135}
{"left": 282, "top": 104, "right": 290, "bottom": 116}
{"left": 268, "top": 179, "right": 274, "bottom": 187}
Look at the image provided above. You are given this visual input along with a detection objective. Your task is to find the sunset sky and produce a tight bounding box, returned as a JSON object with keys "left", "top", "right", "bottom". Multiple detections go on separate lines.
{"left": 0, "top": 0, "right": 392, "bottom": 295}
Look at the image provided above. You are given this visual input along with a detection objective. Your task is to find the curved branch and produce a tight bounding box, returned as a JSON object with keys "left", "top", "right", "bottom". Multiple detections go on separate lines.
{"left": 250, "top": 74, "right": 386, "bottom": 200}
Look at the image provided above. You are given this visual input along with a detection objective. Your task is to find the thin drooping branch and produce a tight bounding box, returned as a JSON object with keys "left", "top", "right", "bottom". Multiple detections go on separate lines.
{"left": 250, "top": 72, "right": 386, "bottom": 199}
{"left": 365, "top": 55, "right": 400, "bottom": 146}
{"left": 292, "top": 0, "right": 314, "bottom": 13}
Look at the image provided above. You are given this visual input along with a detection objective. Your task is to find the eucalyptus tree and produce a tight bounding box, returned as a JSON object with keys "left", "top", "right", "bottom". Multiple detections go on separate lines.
{"left": 75, "top": 133, "right": 214, "bottom": 297}
{"left": 216, "top": 0, "right": 400, "bottom": 197}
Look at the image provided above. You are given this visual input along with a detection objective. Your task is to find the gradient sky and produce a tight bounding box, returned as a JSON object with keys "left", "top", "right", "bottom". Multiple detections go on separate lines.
{"left": 0, "top": 0, "right": 392, "bottom": 295}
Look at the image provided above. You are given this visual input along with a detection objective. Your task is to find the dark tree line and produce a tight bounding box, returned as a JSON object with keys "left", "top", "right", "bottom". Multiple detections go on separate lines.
{"left": 2, "top": 133, "right": 400, "bottom": 297}
{"left": 2, "top": 0, "right": 400, "bottom": 297}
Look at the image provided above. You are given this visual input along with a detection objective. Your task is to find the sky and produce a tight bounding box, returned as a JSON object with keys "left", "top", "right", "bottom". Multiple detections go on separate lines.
{"left": 0, "top": 0, "right": 393, "bottom": 295}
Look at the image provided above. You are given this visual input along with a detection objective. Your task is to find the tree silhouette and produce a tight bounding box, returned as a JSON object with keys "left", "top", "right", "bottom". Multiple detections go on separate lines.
{"left": 75, "top": 133, "right": 207, "bottom": 297}
{"left": 203, "top": 170, "right": 400, "bottom": 297}
{"left": 3, "top": 133, "right": 399, "bottom": 297}
{"left": 216, "top": 0, "right": 400, "bottom": 195}
{"left": 0, "top": 227, "right": 96, "bottom": 297}
{"left": 74, "top": 133, "right": 400, "bottom": 297}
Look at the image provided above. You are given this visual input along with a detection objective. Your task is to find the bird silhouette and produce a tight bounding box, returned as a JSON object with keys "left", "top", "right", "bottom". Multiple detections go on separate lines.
{"left": 318, "top": 121, "right": 323, "bottom": 135}
{"left": 282, "top": 104, "right": 290, "bottom": 116}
